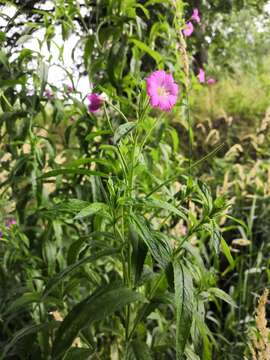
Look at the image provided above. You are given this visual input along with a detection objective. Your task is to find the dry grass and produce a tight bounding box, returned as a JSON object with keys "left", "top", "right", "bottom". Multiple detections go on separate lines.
{"left": 247, "top": 289, "right": 270, "bottom": 360}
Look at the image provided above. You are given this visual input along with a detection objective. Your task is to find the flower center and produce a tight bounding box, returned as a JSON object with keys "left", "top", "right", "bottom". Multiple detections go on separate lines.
{"left": 157, "top": 86, "right": 169, "bottom": 96}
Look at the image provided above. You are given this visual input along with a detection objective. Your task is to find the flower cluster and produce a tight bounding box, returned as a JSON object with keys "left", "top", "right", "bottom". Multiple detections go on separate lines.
{"left": 85, "top": 11, "right": 214, "bottom": 115}
{"left": 87, "top": 72, "right": 179, "bottom": 114}
{"left": 182, "top": 8, "right": 218, "bottom": 85}
{"left": 197, "top": 68, "right": 216, "bottom": 85}
{"left": 183, "top": 8, "right": 200, "bottom": 37}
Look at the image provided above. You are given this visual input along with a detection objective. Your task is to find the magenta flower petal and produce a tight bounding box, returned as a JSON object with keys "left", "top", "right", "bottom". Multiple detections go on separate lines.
{"left": 198, "top": 68, "right": 205, "bottom": 83}
{"left": 87, "top": 93, "right": 103, "bottom": 113}
{"left": 168, "top": 94, "right": 177, "bottom": 107}
{"left": 183, "top": 22, "right": 194, "bottom": 37}
{"left": 191, "top": 8, "right": 200, "bottom": 23}
{"left": 150, "top": 94, "right": 159, "bottom": 107}
{"left": 146, "top": 70, "right": 179, "bottom": 112}
{"left": 159, "top": 96, "right": 171, "bottom": 111}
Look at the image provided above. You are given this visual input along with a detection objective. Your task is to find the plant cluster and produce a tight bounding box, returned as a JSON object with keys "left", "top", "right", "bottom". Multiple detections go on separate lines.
{"left": 0, "top": 1, "right": 270, "bottom": 359}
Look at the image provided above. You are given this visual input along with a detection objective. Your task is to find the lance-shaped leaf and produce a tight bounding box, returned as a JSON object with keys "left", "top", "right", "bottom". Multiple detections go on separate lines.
{"left": 143, "top": 198, "right": 188, "bottom": 221}
{"left": 174, "top": 261, "right": 194, "bottom": 359}
{"left": 113, "top": 122, "right": 136, "bottom": 144}
{"left": 74, "top": 202, "right": 109, "bottom": 219}
{"left": 51, "top": 286, "right": 144, "bottom": 359}
{"left": 208, "top": 287, "right": 236, "bottom": 307}
{"left": 43, "top": 248, "right": 119, "bottom": 297}
{"left": 2, "top": 322, "right": 58, "bottom": 358}
{"left": 132, "top": 214, "right": 172, "bottom": 268}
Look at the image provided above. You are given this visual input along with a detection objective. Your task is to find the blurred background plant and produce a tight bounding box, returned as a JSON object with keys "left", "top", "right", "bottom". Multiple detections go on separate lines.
{"left": 0, "top": 0, "right": 270, "bottom": 359}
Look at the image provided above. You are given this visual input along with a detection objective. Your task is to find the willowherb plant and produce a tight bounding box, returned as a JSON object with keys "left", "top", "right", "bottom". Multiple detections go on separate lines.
{"left": 0, "top": 2, "right": 236, "bottom": 359}
{"left": 40, "top": 68, "right": 232, "bottom": 359}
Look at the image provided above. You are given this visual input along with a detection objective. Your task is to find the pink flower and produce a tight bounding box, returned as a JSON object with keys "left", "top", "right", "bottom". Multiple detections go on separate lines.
{"left": 207, "top": 78, "right": 216, "bottom": 85}
{"left": 198, "top": 68, "right": 205, "bottom": 83}
{"left": 67, "top": 85, "right": 74, "bottom": 93}
{"left": 146, "top": 70, "right": 179, "bottom": 112}
{"left": 191, "top": 8, "right": 200, "bottom": 23}
{"left": 183, "top": 22, "right": 194, "bottom": 37}
{"left": 5, "top": 218, "right": 16, "bottom": 228}
{"left": 87, "top": 93, "right": 103, "bottom": 113}
{"left": 45, "top": 90, "right": 53, "bottom": 99}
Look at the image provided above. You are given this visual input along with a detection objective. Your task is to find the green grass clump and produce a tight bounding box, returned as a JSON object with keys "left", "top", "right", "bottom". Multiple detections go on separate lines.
{"left": 191, "top": 63, "right": 270, "bottom": 130}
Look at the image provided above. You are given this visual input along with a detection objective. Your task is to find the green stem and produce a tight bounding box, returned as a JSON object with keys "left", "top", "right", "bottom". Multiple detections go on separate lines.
{"left": 0, "top": 91, "right": 13, "bottom": 109}
{"left": 186, "top": 92, "right": 193, "bottom": 175}
{"left": 124, "top": 98, "right": 151, "bottom": 342}
{"left": 106, "top": 100, "right": 129, "bottom": 123}
{"left": 128, "top": 272, "right": 166, "bottom": 340}
{"left": 139, "top": 117, "right": 158, "bottom": 153}
{"left": 104, "top": 104, "right": 129, "bottom": 180}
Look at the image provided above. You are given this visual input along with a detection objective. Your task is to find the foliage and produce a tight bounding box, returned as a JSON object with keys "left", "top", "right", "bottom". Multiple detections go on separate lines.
{"left": 0, "top": 1, "right": 270, "bottom": 359}
{"left": 187, "top": 53, "right": 270, "bottom": 358}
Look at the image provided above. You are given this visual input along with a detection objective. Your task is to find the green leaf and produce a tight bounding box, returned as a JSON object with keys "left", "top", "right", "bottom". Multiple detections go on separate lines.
{"left": 67, "top": 238, "right": 85, "bottom": 265}
{"left": 51, "top": 286, "right": 144, "bottom": 359}
{"left": 113, "top": 122, "right": 136, "bottom": 144}
{"left": 5, "top": 292, "right": 41, "bottom": 315}
{"left": 74, "top": 202, "right": 108, "bottom": 219}
{"left": 107, "top": 40, "right": 127, "bottom": 86}
{"left": 2, "top": 322, "right": 58, "bottom": 358}
{"left": 132, "top": 214, "right": 171, "bottom": 268}
{"left": 185, "top": 346, "right": 200, "bottom": 360}
{"left": 64, "top": 348, "right": 94, "bottom": 360}
{"left": 210, "top": 224, "right": 221, "bottom": 255}
{"left": 193, "top": 310, "right": 214, "bottom": 359}
{"left": 84, "top": 35, "right": 95, "bottom": 69}
{"left": 130, "top": 290, "right": 172, "bottom": 341}
{"left": 16, "top": 34, "right": 33, "bottom": 45}
{"left": 43, "top": 249, "right": 119, "bottom": 297}
{"left": 85, "top": 130, "right": 112, "bottom": 142}
{"left": 129, "top": 38, "right": 162, "bottom": 64}
{"left": 174, "top": 261, "right": 194, "bottom": 359}
{"left": 0, "top": 50, "right": 9, "bottom": 71}
{"left": 0, "top": 31, "right": 6, "bottom": 44}
{"left": 51, "top": 199, "right": 89, "bottom": 214}
{"left": 143, "top": 199, "right": 187, "bottom": 220}
{"left": 208, "top": 288, "right": 236, "bottom": 307}
{"left": 221, "top": 237, "right": 235, "bottom": 268}
{"left": 129, "top": 224, "right": 148, "bottom": 285}
{"left": 125, "top": 340, "right": 152, "bottom": 359}
{"left": 39, "top": 61, "right": 48, "bottom": 96}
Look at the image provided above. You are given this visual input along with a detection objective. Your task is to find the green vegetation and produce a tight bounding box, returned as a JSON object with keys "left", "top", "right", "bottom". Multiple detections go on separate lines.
{"left": 0, "top": 1, "right": 270, "bottom": 359}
